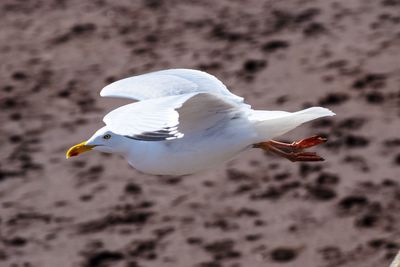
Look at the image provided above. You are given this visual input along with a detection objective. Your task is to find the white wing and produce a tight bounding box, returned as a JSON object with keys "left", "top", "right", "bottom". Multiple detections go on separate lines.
{"left": 100, "top": 68, "right": 244, "bottom": 104}
{"left": 103, "top": 93, "right": 242, "bottom": 141}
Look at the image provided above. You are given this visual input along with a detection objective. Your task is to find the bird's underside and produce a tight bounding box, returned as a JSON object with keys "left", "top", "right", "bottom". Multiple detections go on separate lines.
{"left": 254, "top": 135, "right": 327, "bottom": 162}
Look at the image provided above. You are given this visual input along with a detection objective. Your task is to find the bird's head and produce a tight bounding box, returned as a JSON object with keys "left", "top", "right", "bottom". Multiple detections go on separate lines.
{"left": 66, "top": 126, "right": 122, "bottom": 158}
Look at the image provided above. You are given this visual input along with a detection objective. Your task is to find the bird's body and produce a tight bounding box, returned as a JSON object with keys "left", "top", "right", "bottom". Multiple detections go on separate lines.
{"left": 122, "top": 112, "right": 255, "bottom": 175}
{"left": 67, "top": 69, "right": 335, "bottom": 175}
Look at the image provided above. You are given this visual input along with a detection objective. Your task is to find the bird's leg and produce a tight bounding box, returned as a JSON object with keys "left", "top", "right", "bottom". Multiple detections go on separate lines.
{"left": 254, "top": 142, "right": 324, "bottom": 162}
{"left": 267, "top": 135, "right": 327, "bottom": 151}
{"left": 254, "top": 135, "right": 326, "bottom": 162}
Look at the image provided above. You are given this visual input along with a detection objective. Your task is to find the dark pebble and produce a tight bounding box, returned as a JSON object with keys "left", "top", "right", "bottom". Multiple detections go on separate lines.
{"left": 338, "top": 195, "right": 368, "bottom": 210}
{"left": 1, "top": 98, "right": 17, "bottom": 109}
{"left": 203, "top": 180, "right": 215, "bottom": 187}
{"left": 10, "top": 113, "right": 22, "bottom": 120}
{"left": 245, "top": 234, "right": 262, "bottom": 241}
{"left": 254, "top": 219, "right": 265, "bottom": 226}
{"left": 71, "top": 23, "right": 96, "bottom": 34}
{"left": 226, "top": 169, "right": 250, "bottom": 182}
{"left": 125, "top": 183, "right": 142, "bottom": 195}
{"left": 187, "top": 237, "right": 203, "bottom": 245}
{"left": 203, "top": 239, "right": 241, "bottom": 260}
{"left": 145, "top": 34, "right": 158, "bottom": 43}
{"left": 281, "top": 181, "right": 301, "bottom": 191}
{"left": 250, "top": 186, "right": 282, "bottom": 200}
{"left": 210, "top": 25, "right": 242, "bottom": 42}
{"left": 319, "top": 92, "right": 349, "bottom": 106}
{"left": 86, "top": 251, "right": 124, "bottom": 267}
{"left": 352, "top": 73, "right": 386, "bottom": 90}
{"left": 88, "top": 165, "right": 103, "bottom": 174}
{"left": 58, "top": 90, "right": 70, "bottom": 98}
{"left": 303, "top": 22, "right": 326, "bottom": 37}
{"left": 236, "top": 208, "right": 259, "bottom": 217}
{"left": 78, "top": 211, "right": 153, "bottom": 233}
{"left": 105, "top": 76, "right": 117, "bottom": 84}
{"left": 243, "top": 59, "right": 267, "bottom": 73}
{"left": 262, "top": 40, "right": 289, "bottom": 52}
{"left": 338, "top": 117, "right": 366, "bottom": 130}
{"left": 385, "top": 242, "right": 399, "bottom": 250}
{"left": 204, "top": 219, "right": 236, "bottom": 231}
{"left": 299, "top": 163, "right": 322, "bottom": 177}
{"left": 270, "top": 247, "right": 297, "bottom": 262}
{"left": 0, "top": 170, "right": 20, "bottom": 181}
{"left": 343, "top": 155, "right": 369, "bottom": 172}
{"left": 126, "top": 261, "right": 142, "bottom": 267}
{"left": 214, "top": 250, "right": 241, "bottom": 260}
{"left": 163, "top": 176, "right": 182, "bottom": 184}
{"left": 366, "top": 91, "right": 384, "bottom": 104}
{"left": 275, "top": 95, "right": 288, "bottom": 105}
{"left": 197, "top": 262, "right": 222, "bottom": 267}
{"left": 381, "top": 179, "right": 397, "bottom": 187}
{"left": 3, "top": 85, "right": 14, "bottom": 92}
{"left": 394, "top": 154, "right": 400, "bottom": 165}
{"left": 204, "top": 239, "right": 234, "bottom": 254}
{"left": 295, "top": 8, "right": 320, "bottom": 23}
{"left": 382, "top": 0, "right": 400, "bottom": 6}
{"left": 307, "top": 186, "right": 336, "bottom": 201}
{"left": 355, "top": 214, "right": 379, "bottom": 228}
{"left": 316, "top": 172, "right": 339, "bottom": 185}
{"left": 319, "top": 246, "right": 341, "bottom": 261}
{"left": 235, "top": 183, "right": 256, "bottom": 194}
{"left": 12, "top": 71, "right": 27, "bottom": 80}
{"left": 368, "top": 238, "right": 386, "bottom": 248}
{"left": 6, "top": 237, "right": 27, "bottom": 247}
{"left": 368, "top": 201, "right": 382, "bottom": 213}
{"left": 144, "top": 0, "right": 163, "bottom": 9}
{"left": 137, "top": 201, "right": 153, "bottom": 209}
{"left": 345, "top": 135, "right": 369, "bottom": 148}
{"left": 129, "top": 240, "right": 157, "bottom": 259}
{"left": 325, "top": 59, "right": 347, "bottom": 69}
{"left": 274, "top": 172, "right": 290, "bottom": 181}
{"left": 272, "top": 9, "right": 293, "bottom": 31}
{"left": 80, "top": 195, "right": 92, "bottom": 202}
{"left": 383, "top": 138, "right": 400, "bottom": 147}
{"left": 9, "top": 135, "right": 22, "bottom": 143}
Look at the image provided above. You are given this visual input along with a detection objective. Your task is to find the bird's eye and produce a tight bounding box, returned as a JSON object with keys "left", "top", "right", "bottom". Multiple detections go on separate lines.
{"left": 103, "top": 134, "right": 111, "bottom": 140}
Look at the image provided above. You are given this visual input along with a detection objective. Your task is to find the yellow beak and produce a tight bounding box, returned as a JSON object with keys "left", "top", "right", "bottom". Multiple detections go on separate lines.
{"left": 66, "top": 141, "right": 96, "bottom": 159}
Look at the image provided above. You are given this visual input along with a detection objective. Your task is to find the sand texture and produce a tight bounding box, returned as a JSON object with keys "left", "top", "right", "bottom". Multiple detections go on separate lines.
{"left": 0, "top": 0, "right": 400, "bottom": 266}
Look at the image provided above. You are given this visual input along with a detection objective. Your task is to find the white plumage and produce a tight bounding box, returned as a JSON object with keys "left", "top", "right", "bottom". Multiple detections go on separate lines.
{"left": 67, "top": 69, "right": 335, "bottom": 175}
{"left": 101, "top": 68, "right": 244, "bottom": 102}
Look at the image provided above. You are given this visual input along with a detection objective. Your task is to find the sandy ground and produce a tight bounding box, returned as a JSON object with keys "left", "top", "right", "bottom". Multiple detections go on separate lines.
{"left": 1, "top": 0, "right": 400, "bottom": 266}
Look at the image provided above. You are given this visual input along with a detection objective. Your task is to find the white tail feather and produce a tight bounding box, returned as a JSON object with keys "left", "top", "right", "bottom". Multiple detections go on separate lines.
{"left": 250, "top": 107, "right": 335, "bottom": 141}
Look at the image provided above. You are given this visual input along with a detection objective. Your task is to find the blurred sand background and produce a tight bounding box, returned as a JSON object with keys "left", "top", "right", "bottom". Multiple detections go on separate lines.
{"left": 1, "top": 0, "right": 400, "bottom": 266}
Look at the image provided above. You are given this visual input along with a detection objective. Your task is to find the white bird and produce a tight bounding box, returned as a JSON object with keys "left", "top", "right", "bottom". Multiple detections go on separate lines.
{"left": 66, "top": 69, "right": 335, "bottom": 175}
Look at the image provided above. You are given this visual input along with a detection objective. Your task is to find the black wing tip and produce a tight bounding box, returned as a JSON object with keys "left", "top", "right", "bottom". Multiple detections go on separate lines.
{"left": 124, "top": 126, "right": 184, "bottom": 141}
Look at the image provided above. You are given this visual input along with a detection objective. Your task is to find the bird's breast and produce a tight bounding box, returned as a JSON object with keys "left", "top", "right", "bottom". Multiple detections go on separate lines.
{"left": 124, "top": 133, "right": 253, "bottom": 175}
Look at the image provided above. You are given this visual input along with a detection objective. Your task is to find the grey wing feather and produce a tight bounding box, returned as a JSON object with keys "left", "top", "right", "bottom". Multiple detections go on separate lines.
{"left": 103, "top": 92, "right": 242, "bottom": 141}
{"left": 124, "top": 127, "right": 182, "bottom": 141}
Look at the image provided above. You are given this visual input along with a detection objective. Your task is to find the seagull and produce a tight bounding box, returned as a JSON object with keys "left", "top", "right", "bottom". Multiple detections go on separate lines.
{"left": 66, "top": 69, "right": 335, "bottom": 175}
